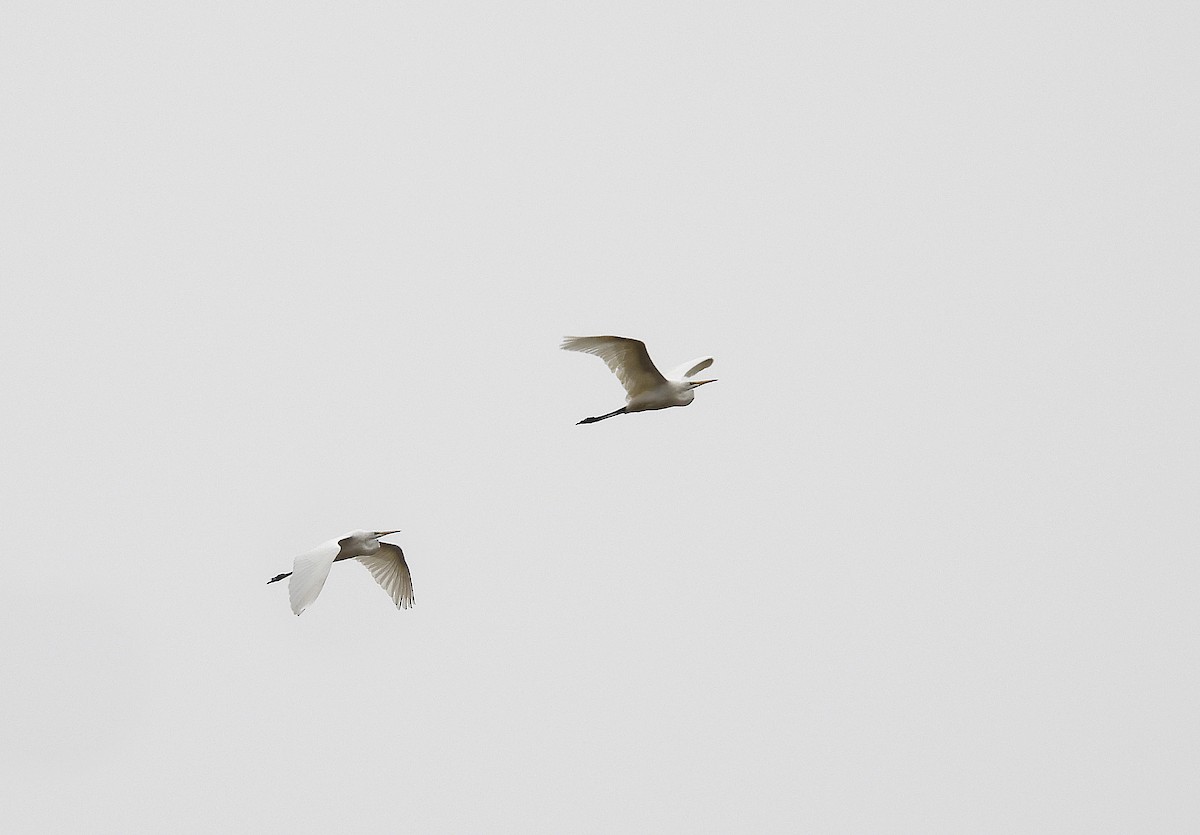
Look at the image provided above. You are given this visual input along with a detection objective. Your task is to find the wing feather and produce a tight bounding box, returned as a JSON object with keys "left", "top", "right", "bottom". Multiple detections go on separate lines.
{"left": 356, "top": 543, "right": 415, "bottom": 610}
{"left": 288, "top": 539, "right": 343, "bottom": 616}
{"left": 667, "top": 356, "right": 714, "bottom": 380}
{"left": 561, "top": 335, "right": 667, "bottom": 397}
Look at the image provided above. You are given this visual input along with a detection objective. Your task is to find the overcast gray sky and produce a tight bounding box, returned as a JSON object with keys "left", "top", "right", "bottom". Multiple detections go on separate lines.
{"left": 2, "top": 1, "right": 1198, "bottom": 832}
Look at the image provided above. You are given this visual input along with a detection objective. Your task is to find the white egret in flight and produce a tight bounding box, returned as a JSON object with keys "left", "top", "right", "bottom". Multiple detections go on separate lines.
{"left": 267, "top": 530, "right": 414, "bottom": 615}
{"left": 561, "top": 335, "right": 716, "bottom": 424}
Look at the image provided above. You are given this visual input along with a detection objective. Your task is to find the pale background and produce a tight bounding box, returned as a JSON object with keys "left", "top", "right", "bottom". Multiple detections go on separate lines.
{"left": 2, "top": 2, "right": 1198, "bottom": 832}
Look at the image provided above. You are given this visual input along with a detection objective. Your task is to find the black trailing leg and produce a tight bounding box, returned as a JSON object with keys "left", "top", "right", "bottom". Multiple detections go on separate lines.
{"left": 578, "top": 407, "right": 628, "bottom": 425}
{"left": 267, "top": 572, "right": 291, "bottom": 584}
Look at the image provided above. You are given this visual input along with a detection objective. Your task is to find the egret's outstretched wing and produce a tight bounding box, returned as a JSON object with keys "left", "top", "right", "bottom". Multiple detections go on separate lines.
{"left": 356, "top": 543, "right": 415, "bottom": 610}
{"left": 667, "top": 356, "right": 714, "bottom": 380}
{"left": 288, "top": 538, "right": 342, "bottom": 616}
{"left": 561, "top": 335, "right": 667, "bottom": 397}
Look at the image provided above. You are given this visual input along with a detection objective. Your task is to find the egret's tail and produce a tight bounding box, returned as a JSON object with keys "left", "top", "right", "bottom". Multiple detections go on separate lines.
{"left": 267, "top": 572, "right": 291, "bottom": 585}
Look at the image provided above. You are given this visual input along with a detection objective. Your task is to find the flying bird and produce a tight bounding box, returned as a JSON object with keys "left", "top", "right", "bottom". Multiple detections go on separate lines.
{"left": 267, "top": 530, "right": 414, "bottom": 615}
{"left": 561, "top": 335, "right": 716, "bottom": 424}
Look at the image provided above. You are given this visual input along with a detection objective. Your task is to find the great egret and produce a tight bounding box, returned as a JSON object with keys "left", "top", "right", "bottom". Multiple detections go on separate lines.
{"left": 267, "top": 530, "right": 414, "bottom": 615}
{"left": 561, "top": 335, "right": 716, "bottom": 424}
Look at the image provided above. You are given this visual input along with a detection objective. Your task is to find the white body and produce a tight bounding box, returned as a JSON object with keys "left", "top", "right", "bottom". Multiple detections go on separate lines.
{"left": 280, "top": 530, "right": 414, "bottom": 615}
{"left": 561, "top": 335, "right": 716, "bottom": 423}
{"left": 627, "top": 378, "right": 699, "bottom": 412}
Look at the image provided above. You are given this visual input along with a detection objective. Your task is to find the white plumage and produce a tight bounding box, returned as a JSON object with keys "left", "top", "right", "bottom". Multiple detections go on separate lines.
{"left": 268, "top": 530, "right": 414, "bottom": 615}
{"left": 561, "top": 335, "right": 717, "bottom": 424}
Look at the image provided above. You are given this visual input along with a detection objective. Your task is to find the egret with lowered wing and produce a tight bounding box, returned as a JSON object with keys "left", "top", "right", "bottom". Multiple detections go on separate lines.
{"left": 267, "top": 530, "right": 414, "bottom": 615}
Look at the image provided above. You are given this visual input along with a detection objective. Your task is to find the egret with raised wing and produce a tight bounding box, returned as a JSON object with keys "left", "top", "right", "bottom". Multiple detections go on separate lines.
{"left": 561, "top": 335, "right": 716, "bottom": 424}
{"left": 267, "top": 530, "right": 414, "bottom": 615}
